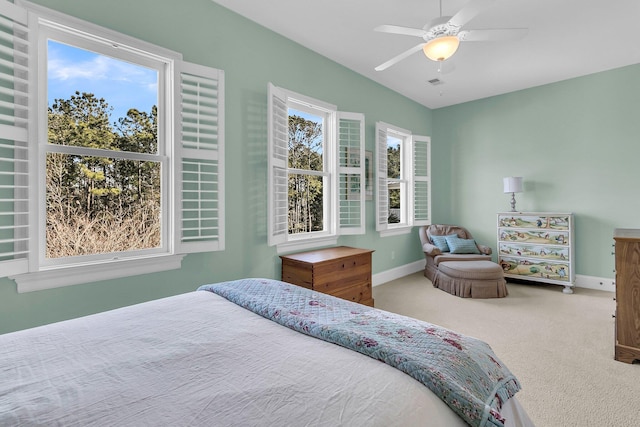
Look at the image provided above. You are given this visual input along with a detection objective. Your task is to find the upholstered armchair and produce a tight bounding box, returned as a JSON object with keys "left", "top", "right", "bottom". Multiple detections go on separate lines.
{"left": 418, "top": 224, "right": 492, "bottom": 282}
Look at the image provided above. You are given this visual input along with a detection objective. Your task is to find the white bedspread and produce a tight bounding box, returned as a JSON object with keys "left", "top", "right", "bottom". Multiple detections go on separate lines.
{"left": 0, "top": 291, "right": 533, "bottom": 426}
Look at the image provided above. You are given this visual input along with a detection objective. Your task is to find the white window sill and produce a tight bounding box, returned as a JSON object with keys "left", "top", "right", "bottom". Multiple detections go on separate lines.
{"left": 379, "top": 226, "right": 412, "bottom": 238}
{"left": 10, "top": 254, "right": 186, "bottom": 293}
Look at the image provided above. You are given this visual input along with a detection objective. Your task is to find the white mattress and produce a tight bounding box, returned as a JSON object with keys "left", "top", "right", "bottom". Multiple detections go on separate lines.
{"left": 0, "top": 290, "right": 533, "bottom": 426}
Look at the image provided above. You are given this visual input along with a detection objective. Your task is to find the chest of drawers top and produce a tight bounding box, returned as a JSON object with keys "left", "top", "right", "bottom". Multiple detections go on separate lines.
{"left": 280, "top": 246, "right": 373, "bottom": 264}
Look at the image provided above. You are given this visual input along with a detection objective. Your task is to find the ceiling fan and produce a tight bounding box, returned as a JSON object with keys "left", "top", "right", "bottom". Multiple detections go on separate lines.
{"left": 374, "top": 0, "right": 528, "bottom": 71}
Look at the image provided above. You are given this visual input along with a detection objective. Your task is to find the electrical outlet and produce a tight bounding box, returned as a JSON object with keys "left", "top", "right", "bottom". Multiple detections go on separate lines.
{"left": 391, "top": 251, "right": 395, "bottom": 260}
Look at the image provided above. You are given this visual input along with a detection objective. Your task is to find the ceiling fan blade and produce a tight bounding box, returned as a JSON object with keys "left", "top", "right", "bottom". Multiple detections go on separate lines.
{"left": 374, "top": 25, "right": 427, "bottom": 38}
{"left": 458, "top": 28, "right": 528, "bottom": 42}
{"left": 375, "top": 43, "right": 426, "bottom": 71}
{"left": 448, "top": 0, "right": 496, "bottom": 29}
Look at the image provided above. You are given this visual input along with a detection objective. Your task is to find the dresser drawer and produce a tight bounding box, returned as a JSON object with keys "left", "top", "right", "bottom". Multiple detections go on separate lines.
{"left": 281, "top": 261, "right": 313, "bottom": 289}
{"left": 313, "top": 253, "right": 371, "bottom": 291}
{"left": 330, "top": 282, "right": 372, "bottom": 305}
{"left": 498, "top": 214, "right": 570, "bottom": 230}
{"left": 499, "top": 229, "right": 569, "bottom": 246}
{"left": 499, "top": 243, "right": 570, "bottom": 261}
{"left": 499, "top": 256, "right": 571, "bottom": 282}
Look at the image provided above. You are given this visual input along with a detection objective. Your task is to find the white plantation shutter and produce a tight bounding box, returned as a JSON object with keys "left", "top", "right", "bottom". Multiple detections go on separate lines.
{"left": 0, "top": 2, "right": 30, "bottom": 276}
{"left": 375, "top": 122, "right": 389, "bottom": 232}
{"left": 175, "top": 61, "right": 225, "bottom": 253}
{"left": 267, "top": 83, "right": 288, "bottom": 246}
{"left": 337, "top": 112, "right": 365, "bottom": 235}
{"left": 412, "top": 134, "right": 431, "bottom": 226}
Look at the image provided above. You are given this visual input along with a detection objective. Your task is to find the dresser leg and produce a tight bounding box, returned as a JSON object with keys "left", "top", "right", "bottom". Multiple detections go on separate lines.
{"left": 562, "top": 285, "right": 574, "bottom": 294}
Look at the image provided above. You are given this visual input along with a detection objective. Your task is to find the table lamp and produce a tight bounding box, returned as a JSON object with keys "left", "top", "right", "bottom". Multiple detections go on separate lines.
{"left": 503, "top": 177, "right": 523, "bottom": 212}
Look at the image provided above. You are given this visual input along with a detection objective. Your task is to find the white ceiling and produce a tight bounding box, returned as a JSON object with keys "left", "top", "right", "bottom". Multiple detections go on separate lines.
{"left": 211, "top": 0, "right": 640, "bottom": 109}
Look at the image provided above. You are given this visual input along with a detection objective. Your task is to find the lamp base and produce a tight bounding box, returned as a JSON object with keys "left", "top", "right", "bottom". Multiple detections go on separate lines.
{"left": 510, "top": 192, "right": 517, "bottom": 212}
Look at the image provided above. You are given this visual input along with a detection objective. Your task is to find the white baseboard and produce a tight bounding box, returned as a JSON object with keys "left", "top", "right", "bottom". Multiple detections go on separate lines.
{"left": 372, "top": 260, "right": 424, "bottom": 287}
{"left": 373, "top": 262, "right": 616, "bottom": 294}
{"left": 575, "top": 274, "right": 615, "bottom": 293}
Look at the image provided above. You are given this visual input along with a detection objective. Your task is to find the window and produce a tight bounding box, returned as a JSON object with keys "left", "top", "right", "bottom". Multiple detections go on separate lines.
{"left": 375, "top": 121, "right": 431, "bottom": 236}
{"left": 44, "top": 39, "right": 165, "bottom": 265}
{"left": 268, "top": 83, "right": 364, "bottom": 252}
{"left": 287, "top": 105, "right": 328, "bottom": 236}
{"left": 386, "top": 134, "right": 405, "bottom": 225}
{"left": 0, "top": 1, "right": 224, "bottom": 292}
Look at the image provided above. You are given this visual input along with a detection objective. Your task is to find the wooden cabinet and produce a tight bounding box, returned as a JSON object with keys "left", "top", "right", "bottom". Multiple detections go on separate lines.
{"left": 497, "top": 212, "right": 575, "bottom": 294}
{"left": 280, "top": 246, "right": 374, "bottom": 306}
{"left": 613, "top": 229, "right": 640, "bottom": 364}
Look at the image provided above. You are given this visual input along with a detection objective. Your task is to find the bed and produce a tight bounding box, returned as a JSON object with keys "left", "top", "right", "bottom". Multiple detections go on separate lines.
{"left": 0, "top": 278, "right": 534, "bottom": 426}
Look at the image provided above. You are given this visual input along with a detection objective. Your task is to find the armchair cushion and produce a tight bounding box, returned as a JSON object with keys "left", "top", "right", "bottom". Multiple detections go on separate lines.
{"left": 430, "top": 234, "right": 455, "bottom": 252}
{"left": 445, "top": 236, "right": 481, "bottom": 254}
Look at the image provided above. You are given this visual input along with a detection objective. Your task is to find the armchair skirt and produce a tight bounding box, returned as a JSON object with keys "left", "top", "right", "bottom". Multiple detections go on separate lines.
{"left": 435, "top": 260, "right": 508, "bottom": 298}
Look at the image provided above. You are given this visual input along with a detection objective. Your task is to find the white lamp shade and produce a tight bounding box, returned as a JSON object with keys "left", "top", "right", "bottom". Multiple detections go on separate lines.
{"left": 423, "top": 36, "right": 460, "bottom": 61}
{"left": 503, "top": 176, "right": 523, "bottom": 193}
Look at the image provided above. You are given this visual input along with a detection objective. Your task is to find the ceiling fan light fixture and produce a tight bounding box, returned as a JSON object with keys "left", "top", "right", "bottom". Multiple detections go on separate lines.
{"left": 423, "top": 36, "right": 459, "bottom": 61}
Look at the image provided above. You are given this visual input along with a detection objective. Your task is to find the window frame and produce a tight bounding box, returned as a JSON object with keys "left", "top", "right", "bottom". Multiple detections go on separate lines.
{"left": 267, "top": 83, "right": 364, "bottom": 253}
{"left": 1, "top": 0, "right": 225, "bottom": 292}
{"left": 375, "top": 121, "right": 431, "bottom": 237}
{"left": 385, "top": 130, "right": 410, "bottom": 228}
{"left": 38, "top": 26, "right": 171, "bottom": 268}
{"left": 286, "top": 99, "right": 334, "bottom": 241}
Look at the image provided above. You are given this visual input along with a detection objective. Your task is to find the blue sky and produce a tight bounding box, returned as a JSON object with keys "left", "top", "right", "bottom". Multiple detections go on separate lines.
{"left": 47, "top": 40, "right": 158, "bottom": 124}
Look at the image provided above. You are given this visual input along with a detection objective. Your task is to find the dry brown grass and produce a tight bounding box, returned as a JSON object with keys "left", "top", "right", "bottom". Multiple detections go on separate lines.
{"left": 46, "top": 203, "right": 160, "bottom": 259}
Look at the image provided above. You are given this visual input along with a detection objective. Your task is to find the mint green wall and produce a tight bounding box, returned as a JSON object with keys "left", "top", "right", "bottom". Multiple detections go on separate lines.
{"left": 0, "top": 0, "right": 433, "bottom": 333}
{"left": 433, "top": 64, "right": 640, "bottom": 279}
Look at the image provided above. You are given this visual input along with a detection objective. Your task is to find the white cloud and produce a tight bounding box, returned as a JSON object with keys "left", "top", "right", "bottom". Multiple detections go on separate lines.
{"left": 48, "top": 46, "right": 156, "bottom": 90}
{"left": 47, "top": 42, "right": 159, "bottom": 119}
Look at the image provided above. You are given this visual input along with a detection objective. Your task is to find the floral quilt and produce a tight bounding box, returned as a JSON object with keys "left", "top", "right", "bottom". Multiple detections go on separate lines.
{"left": 198, "top": 278, "right": 520, "bottom": 427}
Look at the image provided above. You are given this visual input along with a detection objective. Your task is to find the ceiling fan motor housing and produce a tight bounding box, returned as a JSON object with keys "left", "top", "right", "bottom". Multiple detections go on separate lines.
{"left": 423, "top": 16, "right": 460, "bottom": 41}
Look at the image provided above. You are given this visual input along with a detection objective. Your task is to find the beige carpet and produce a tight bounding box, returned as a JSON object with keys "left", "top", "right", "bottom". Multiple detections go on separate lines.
{"left": 373, "top": 272, "right": 640, "bottom": 427}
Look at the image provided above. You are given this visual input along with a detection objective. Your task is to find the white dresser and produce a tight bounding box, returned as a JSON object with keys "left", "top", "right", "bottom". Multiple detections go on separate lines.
{"left": 497, "top": 212, "right": 575, "bottom": 294}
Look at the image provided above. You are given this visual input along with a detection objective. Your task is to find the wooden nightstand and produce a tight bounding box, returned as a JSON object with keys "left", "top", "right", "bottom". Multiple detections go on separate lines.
{"left": 280, "top": 246, "right": 374, "bottom": 306}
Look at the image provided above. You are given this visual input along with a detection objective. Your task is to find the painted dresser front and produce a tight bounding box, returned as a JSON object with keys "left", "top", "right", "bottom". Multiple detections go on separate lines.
{"left": 497, "top": 212, "right": 575, "bottom": 293}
